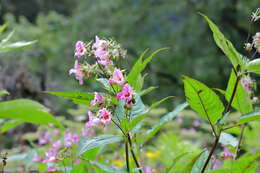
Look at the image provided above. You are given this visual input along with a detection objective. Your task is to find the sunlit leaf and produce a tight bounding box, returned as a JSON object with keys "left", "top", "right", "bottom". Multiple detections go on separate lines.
{"left": 0, "top": 99, "right": 62, "bottom": 128}
{"left": 246, "top": 58, "right": 260, "bottom": 74}
{"left": 77, "top": 135, "right": 122, "bottom": 156}
{"left": 200, "top": 13, "right": 244, "bottom": 70}
{"left": 183, "top": 75, "right": 224, "bottom": 124}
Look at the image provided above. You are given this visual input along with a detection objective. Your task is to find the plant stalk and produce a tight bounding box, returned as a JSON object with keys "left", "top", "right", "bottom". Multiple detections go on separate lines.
{"left": 201, "top": 135, "right": 220, "bottom": 173}
{"left": 125, "top": 142, "right": 130, "bottom": 172}
{"left": 234, "top": 124, "right": 246, "bottom": 160}
{"left": 201, "top": 74, "right": 240, "bottom": 173}
{"left": 127, "top": 133, "right": 142, "bottom": 173}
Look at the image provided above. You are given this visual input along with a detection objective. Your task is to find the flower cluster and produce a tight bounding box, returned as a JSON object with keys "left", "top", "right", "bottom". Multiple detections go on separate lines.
{"left": 70, "top": 36, "right": 126, "bottom": 85}
{"left": 33, "top": 124, "right": 94, "bottom": 172}
{"left": 241, "top": 75, "right": 254, "bottom": 94}
{"left": 222, "top": 145, "right": 235, "bottom": 159}
{"left": 70, "top": 36, "right": 135, "bottom": 129}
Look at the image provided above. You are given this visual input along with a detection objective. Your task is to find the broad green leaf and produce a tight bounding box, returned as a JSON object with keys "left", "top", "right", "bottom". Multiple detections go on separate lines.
{"left": 46, "top": 91, "right": 94, "bottom": 105}
{"left": 191, "top": 150, "right": 209, "bottom": 173}
{"left": 200, "top": 13, "right": 244, "bottom": 69}
{"left": 90, "top": 161, "right": 126, "bottom": 173}
{"left": 246, "top": 58, "right": 260, "bottom": 74}
{"left": 139, "top": 86, "right": 158, "bottom": 96}
{"left": 183, "top": 75, "right": 224, "bottom": 124}
{"left": 0, "top": 90, "right": 9, "bottom": 96}
{"left": 141, "top": 102, "right": 188, "bottom": 144}
{"left": 0, "top": 99, "right": 62, "bottom": 128}
{"left": 236, "top": 109, "right": 260, "bottom": 124}
{"left": 127, "top": 48, "right": 168, "bottom": 91}
{"left": 77, "top": 135, "right": 122, "bottom": 156}
{"left": 219, "top": 132, "right": 238, "bottom": 147}
{"left": 0, "top": 120, "right": 24, "bottom": 133}
{"left": 114, "top": 100, "right": 126, "bottom": 122}
{"left": 225, "top": 70, "right": 253, "bottom": 114}
{"left": 0, "top": 40, "right": 37, "bottom": 53}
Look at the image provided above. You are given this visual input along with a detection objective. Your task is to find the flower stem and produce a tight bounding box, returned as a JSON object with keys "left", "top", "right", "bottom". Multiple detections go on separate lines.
{"left": 127, "top": 133, "right": 142, "bottom": 173}
{"left": 201, "top": 135, "right": 220, "bottom": 173}
{"left": 234, "top": 124, "right": 246, "bottom": 160}
{"left": 125, "top": 142, "right": 130, "bottom": 172}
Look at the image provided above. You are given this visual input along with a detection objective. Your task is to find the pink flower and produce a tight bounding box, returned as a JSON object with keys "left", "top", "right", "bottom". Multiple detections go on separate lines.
{"left": 223, "top": 146, "right": 234, "bottom": 159}
{"left": 90, "top": 92, "right": 105, "bottom": 106}
{"left": 92, "top": 36, "right": 109, "bottom": 51}
{"left": 109, "top": 68, "right": 125, "bottom": 86}
{"left": 116, "top": 84, "right": 133, "bottom": 102}
{"left": 52, "top": 140, "right": 62, "bottom": 151}
{"left": 75, "top": 41, "right": 87, "bottom": 58}
{"left": 212, "top": 159, "right": 219, "bottom": 169}
{"left": 145, "top": 166, "right": 152, "bottom": 173}
{"left": 81, "top": 128, "right": 94, "bottom": 137}
{"left": 53, "top": 129, "right": 59, "bottom": 136}
{"left": 45, "top": 149, "right": 57, "bottom": 163}
{"left": 92, "top": 36, "right": 111, "bottom": 66}
{"left": 241, "top": 76, "right": 253, "bottom": 93}
{"left": 98, "top": 108, "right": 112, "bottom": 126}
{"left": 64, "top": 131, "right": 79, "bottom": 147}
{"left": 192, "top": 120, "right": 200, "bottom": 127}
{"left": 38, "top": 131, "right": 51, "bottom": 145}
{"left": 85, "top": 111, "right": 101, "bottom": 128}
{"left": 47, "top": 165, "right": 56, "bottom": 172}
{"left": 74, "top": 159, "right": 81, "bottom": 164}
{"left": 32, "top": 155, "right": 41, "bottom": 163}
{"left": 69, "top": 60, "right": 85, "bottom": 85}
{"left": 176, "top": 117, "right": 183, "bottom": 124}
{"left": 72, "top": 134, "right": 79, "bottom": 144}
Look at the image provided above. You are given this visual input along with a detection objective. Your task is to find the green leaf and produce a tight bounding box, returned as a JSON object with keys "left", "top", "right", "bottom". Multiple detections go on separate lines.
{"left": 80, "top": 147, "right": 101, "bottom": 160}
{"left": 183, "top": 75, "right": 224, "bottom": 124}
{"left": 225, "top": 70, "right": 253, "bottom": 114}
{"left": 0, "top": 99, "right": 62, "bottom": 128}
{"left": 127, "top": 48, "right": 168, "bottom": 91}
{"left": 0, "top": 120, "right": 24, "bottom": 133}
{"left": 90, "top": 161, "right": 126, "bottom": 173}
{"left": 246, "top": 58, "right": 260, "bottom": 74}
{"left": 71, "top": 162, "right": 87, "bottom": 173}
{"left": 0, "top": 90, "right": 9, "bottom": 96}
{"left": 46, "top": 91, "right": 94, "bottom": 105}
{"left": 142, "top": 102, "right": 188, "bottom": 144}
{"left": 200, "top": 13, "right": 244, "bottom": 69}
{"left": 219, "top": 132, "right": 238, "bottom": 147}
{"left": 129, "top": 95, "right": 149, "bottom": 130}
{"left": 236, "top": 109, "right": 260, "bottom": 125}
{"left": 150, "top": 96, "right": 174, "bottom": 109}
{"left": 0, "top": 24, "right": 7, "bottom": 34}
{"left": 114, "top": 100, "right": 126, "bottom": 122}
{"left": 191, "top": 150, "right": 209, "bottom": 173}
{"left": 0, "top": 40, "right": 37, "bottom": 53}
{"left": 139, "top": 86, "right": 158, "bottom": 96}
{"left": 77, "top": 135, "right": 122, "bottom": 156}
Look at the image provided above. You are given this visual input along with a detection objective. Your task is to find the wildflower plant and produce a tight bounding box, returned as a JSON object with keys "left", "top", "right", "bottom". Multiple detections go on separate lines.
{"left": 181, "top": 12, "right": 260, "bottom": 172}
{"left": 45, "top": 36, "right": 186, "bottom": 173}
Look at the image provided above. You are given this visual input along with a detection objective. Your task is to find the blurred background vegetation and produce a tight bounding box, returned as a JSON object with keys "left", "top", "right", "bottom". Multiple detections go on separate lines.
{"left": 0, "top": 0, "right": 260, "bottom": 114}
